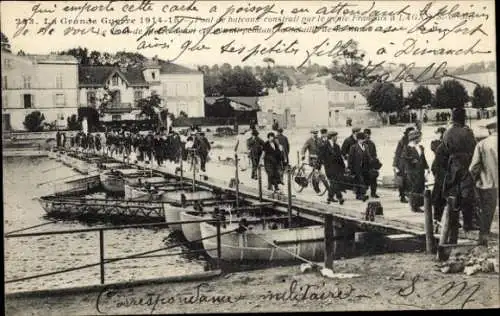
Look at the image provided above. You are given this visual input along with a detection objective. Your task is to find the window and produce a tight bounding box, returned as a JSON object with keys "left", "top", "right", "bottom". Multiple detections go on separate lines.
{"left": 87, "top": 91, "right": 96, "bottom": 106}
{"left": 23, "top": 94, "right": 33, "bottom": 108}
{"left": 151, "top": 71, "right": 156, "bottom": 80}
{"left": 57, "top": 113, "right": 65, "bottom": 120}
{"left": 56, "top": 73, "right": 63, "bottom": 89}
{"left": 55, "top": 93, "right": 65, "bottom": 106}
{"left": 2, "top": 76, "right": 7, "bottom": 89}
{"left": 134, "top": 90, "right": 143, "bottom": 105}
{"left": 112, "top": 114, "right": 121, "bottom": 121}
{"left": 112, "top": 75, "right": 119, "bottom": 86}
{"left": 23, "top": 76, "right": 32, "bottom": 89}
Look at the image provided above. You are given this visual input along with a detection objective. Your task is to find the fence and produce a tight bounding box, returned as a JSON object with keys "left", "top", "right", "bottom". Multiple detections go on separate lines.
{"left": 4, "top": 219, "right": 227, "bottom": 287}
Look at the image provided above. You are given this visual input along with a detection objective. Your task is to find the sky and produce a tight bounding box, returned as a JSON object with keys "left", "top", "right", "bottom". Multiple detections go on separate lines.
{"left": 0, "top": 0, "right": 496, "bottom": 69}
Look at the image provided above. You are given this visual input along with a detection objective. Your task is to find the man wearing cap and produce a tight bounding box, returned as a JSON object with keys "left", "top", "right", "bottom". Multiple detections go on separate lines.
{"left": 194, "top": 131, "right": 211, "bottom": 173}
{"left": 276, "top": 128, "right": 290, "bottom": 167}
{"left": 319, "top": 131, "right": 345, "bottom": 204}
{"left": 469, "top": 121, "right": 498, "bottom": 246}
{"left": 364, "top": 128, "right": 380, "bottom": 198}
{"left": 430, "top": 127, "right": 447, "bottom": 222}
{"left": 301, "top": 129, "right": 321, "bottom": 168}
{"left": 247, "top": 129, "right": 265, "bottom": 179}
{"left": 442, "top": 107, "right": 477, "bottom": 231}
{"left": 348, "top": 132, "right": 370, "bottom": 201}
{"left": 341, "top": 127, "right": 361, "bottom": 160}
{"left": 393, "top": 126, "right": 415, "bottom": 203}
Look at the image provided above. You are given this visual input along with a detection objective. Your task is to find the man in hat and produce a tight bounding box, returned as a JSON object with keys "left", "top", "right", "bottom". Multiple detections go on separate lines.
{"left": 348, "top": 132, "right": 370, "bottom": 201}
{"left": 364, "top": 128, "right": 380, "bottom": 198}
{"left": 442, "top": 107, "right": 477, "bottom": 231}
{"left": 341, "top": 127, "right": 361, "bottom": 160}
{"left": 320, "top": 128, "right": 328, "bottom": 145}
{"left": 393, "top": 126, "right": 415, "bottom": 203}
{"left": 194, "top": 131, "right": 211, "bottom": 172}
{"left": 276, "top": 128, "right": 290, "bottom": 167}
{"left": 319, "top": 131, "right": 345, "bottom": 204}
{"left": 469, "top": 120, "right": 498, "bottom": 246}
{"left": 430, "top": 127, "right": 447, "bottom": 222}
{"left": 301, "top": 129, "right": 321, "bottom": 168}
{"left": 247, "top": 129, "right": 265, "bottom": 179}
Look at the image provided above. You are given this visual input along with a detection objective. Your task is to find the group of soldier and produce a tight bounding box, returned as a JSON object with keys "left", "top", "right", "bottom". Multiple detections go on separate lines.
{"left": 393, "top": 107, "right": 498, "bottom": 246}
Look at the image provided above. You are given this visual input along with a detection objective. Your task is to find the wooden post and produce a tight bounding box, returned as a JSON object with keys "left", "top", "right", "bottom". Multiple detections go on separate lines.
{"left": 287, "top": 167, "right": 293, "bottom": 227}
{"left": 296, "top": 150, "right": 300, "bottom": 166}
{"left": 192, "top": 154, "right": 196, "bottom": 193}
{"left": 324, "top": 214, "right": 334, "bottom": 270}
{"left": 235, "top": 153, "right": 240, "bottom": 211}
{"left": 216, "top": 218, "right": 222, "bottom": 269}
{"left": 99, "top": 229, "right": 105, "bottom": 284}
{"left": 179, "top": 148, "right": 184, "bottom": 191}
{"left": 437, "top": 197, "right": 455, "bottom": 261}
{"left": 423, "top": 190, "right": 435, "bottom": 254}
{"left": 257, "top": 164, "right": 263, "bottom": 202}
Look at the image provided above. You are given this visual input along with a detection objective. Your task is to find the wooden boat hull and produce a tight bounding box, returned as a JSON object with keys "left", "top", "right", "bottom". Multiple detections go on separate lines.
{"left": 200, "top": 222, "right": 324, "bottom": 262}
{"left": 53, "top": 175, "right": 102, "bottom": 196}
{"left": 163, "top": 205, "right": 185, "bottom": 232}
{"left": 100, "top": 172, "right": 125, "bottom": 193}
{"left": 180, "top": 211, "right": 203, "bottom": 243}
{"left": 124, "top": 183, "right": 152, "bottom": 201}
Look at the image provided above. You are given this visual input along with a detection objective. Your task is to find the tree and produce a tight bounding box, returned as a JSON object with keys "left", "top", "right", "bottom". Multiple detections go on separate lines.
{"left": 23, "top": 111, "right": 45, "bottom": 132}
{"left": 406, "top": 86, "right": 433, "bottom": 110}
{"left": 67, "top": 114, "right": 82, "bottom": 130}
{"left": 367, "top": 82, "right": 403, "bottom": 124}
{"left": 261, "top": 68, "right": 280, "bottom": 89}
{"left": 1, "top": 32, "right": 11, "bottom": 52}
{"left": 179, "top": 111, "right": 188, "bottom": 118}
{"left": 471, "top": 85, "right": 495, "bottom": 109}
{"left": 435, "top": 80, "right": 469, "bottom": 109}
{"left": 59, "top": 47, "right": 90, "bottom": 65}
{"left": 329, "top": 40, "right": 366, "bottom": 86}
{"left": 138, "top": 93, "right": 162, "bottom": 124}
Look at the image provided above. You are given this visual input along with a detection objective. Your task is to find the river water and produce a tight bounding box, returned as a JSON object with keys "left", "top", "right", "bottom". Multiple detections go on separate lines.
{"left": 3, "top": 156, "right": 206, "bottom": 293}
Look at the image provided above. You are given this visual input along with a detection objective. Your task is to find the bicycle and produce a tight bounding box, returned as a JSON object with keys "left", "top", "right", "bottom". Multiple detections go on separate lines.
{"left": 289, "top": 162, "right": 329, "bottom": 196}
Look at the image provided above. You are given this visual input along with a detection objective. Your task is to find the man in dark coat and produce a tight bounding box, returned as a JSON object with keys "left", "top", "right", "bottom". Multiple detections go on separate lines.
{"left": 276, "top": 128, "right": 290, "bottom": 166}
{"left": 341, "top": 127, "right": 361, "bottom": 160}
{"left": 56, "top": 131, "right": 62, "bottom": 148}
{"left": 431, "top": 127, "right": 447, "bottom": 222}
{"left": 153, "top": 133, "right": 164, "bottom": 166}
{"left": 364, "top": 128, "right": 380, "bottom": 198}
{"left": 348, "top": 132, "right": 370, "bottom": 201}
{"left": 441, "top": 107, "right": 477, "bottom": 231}
{"left": 401, "top": 130, "right": 429, "bottom": 213}
{"left": 145, "top": 131, "right": 155, "bottom": 163}
{"left": 261, "top": 132, "right": 283, "bottom": 191}
{"left": 393, "top": 127, "right": 415, "bottom": 203}
{"left": 61, "top": 132, "right": 67, "bottom": 148}
{"left": 247, "top": 129, "right": 265, "bottom": 179}
{"left": 319, "top": 131, "right": 345, "bottom": 204}
{"left": 194, "top": 132, "right": 211, "bottom": 172}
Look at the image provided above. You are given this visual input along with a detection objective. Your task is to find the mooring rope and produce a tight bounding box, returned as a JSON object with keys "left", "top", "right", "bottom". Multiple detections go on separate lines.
{"left": 4, "top": 221, "right": 58, "bottom": 236}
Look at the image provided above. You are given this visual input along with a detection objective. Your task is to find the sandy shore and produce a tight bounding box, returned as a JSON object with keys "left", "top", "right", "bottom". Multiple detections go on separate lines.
{"left": 6, "top": 247, "right": 499, "bottom": 314}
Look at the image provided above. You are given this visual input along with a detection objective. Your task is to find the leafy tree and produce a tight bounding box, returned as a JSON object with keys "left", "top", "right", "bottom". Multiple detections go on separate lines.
{"left": 406, "top": 86, "right": 433, "bottom": 109}
{"left": 59, "top": 47, "right": 90, "bottom": 65}
{"left": 329, "top": 40, "right": 366, "bottom": 86}
{"left": 435, "top": 80, "right": 469, "bottom": 109}
{"left": 67, "top": 114, "right": 82, "bottom": 130}
{"left": 367, "top": 82, "right": 403, "bottom": 124}
{"left": 261, "top": 68, "right": 280, "bottom": 89}
{"left": 138, "top": 93, "right": 162, "bottom": 123}
{"left": 1, "top": 32, "right": 11, "bottom": 52}
{"left": 23, "top": 111, "right": 45, "bottom": 132}
{"left": 179, "top": 111, "right": 188, "bottom": 118}
{"left": 471, "top": 85, "right": 495, "bottom": 109}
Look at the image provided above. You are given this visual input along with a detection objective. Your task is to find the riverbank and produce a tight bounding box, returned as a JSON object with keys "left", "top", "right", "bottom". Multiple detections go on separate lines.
{"left": 5, "top": 244, "right": 499, "bottom": 314}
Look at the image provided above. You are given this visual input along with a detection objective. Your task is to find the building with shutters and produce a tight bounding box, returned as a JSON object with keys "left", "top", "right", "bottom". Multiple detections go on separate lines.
{"left": 1, "top": 49, "right": 79, "bottom": 131}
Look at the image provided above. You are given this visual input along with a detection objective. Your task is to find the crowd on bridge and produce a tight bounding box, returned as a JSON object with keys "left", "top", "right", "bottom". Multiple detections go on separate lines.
{"left": 56, "top": 107, "right": 497, "bottom": 246}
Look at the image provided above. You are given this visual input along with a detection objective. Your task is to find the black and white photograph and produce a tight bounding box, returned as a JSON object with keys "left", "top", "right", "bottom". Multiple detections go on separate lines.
{"left": 1, "top": 0, "right": 498, "bottom": 314}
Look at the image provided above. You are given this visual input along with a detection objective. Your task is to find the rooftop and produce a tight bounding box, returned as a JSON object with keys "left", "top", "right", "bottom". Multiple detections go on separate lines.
{"left": 78, "top": 66, "right": 148, "bottom": 87}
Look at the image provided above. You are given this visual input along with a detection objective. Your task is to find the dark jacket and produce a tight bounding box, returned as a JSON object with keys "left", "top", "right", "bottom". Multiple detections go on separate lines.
{"left": 364, "top": 139, "right": 377, "bottom": 159}
{"left": 441, "top": 124, "right": 476, "bottom": 200}
{"left": 393, "top": 136, "right": 409, "bottom": 172}
{"left": 301, "top": 136, "right": 321, "bottom": 158}
{"left": 194, "top": 136, "right": 210, "bottom": 156}
{"left": 276, "top": 134, "right": 290, "bottom": 158}
{"left": 247, "top": 136, "right": 265, "bottom": 160}
{"left": 432, "top": 142, "right": 448, "bottom": 203}
{"left": 348, "top": 143, "right": 371, "bottom": 176}
{"left": 401, "top": 145, "right": 428, "bottom": 193}
{"left": 319, "top": 141, "right": 345, "bottom": 179}
{"left": 341, "top": 135, "right": 357, "bottom": 158}
{"left": 262, "top": 141, "right": 283, "bottom": 171}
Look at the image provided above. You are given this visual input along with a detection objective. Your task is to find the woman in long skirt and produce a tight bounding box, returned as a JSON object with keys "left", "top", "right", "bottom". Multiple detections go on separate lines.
{"left": 261, "top": 132, "right": 283, "bottom": 192}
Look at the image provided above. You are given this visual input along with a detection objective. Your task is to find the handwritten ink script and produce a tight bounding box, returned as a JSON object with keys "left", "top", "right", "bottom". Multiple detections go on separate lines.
{"left": 389, "top": 274, "right": 483, "bottom": 309}
{"left": 95, "top": 280, "right": 361, "bottom": 314}
{"left": 3, "top": 0, "right": 495, "bottom": 82}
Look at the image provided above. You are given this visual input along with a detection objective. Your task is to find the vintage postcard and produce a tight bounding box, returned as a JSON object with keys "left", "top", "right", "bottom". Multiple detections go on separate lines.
{"left": 1, "top": 0, "right": 498, "bottom": 314}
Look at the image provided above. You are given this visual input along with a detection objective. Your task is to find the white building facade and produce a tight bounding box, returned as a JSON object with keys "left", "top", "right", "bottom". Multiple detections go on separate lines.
{"left": 1, "top": 50, "right": 79, "bottom": 131}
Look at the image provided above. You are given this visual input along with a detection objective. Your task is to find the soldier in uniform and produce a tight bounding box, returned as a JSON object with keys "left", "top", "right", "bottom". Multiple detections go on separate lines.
{"left": 393, "top": 127, "right": 415, "bottom": 203}
{"left": 247, "top": 129, "right": 265, "bottom": 180}
{"left": 364, "top": 128, "right": 380, "bottom": 198}
{"left": 276, "top": 128, "right": 290, "bottom": 167}
{"left": 341, "top": 127, "right": 361, "bottom": 160}
{"left": 300, "top": 130, "right": 321, "bottom": 168}
{"left": 319, "top": 131, "right": 345, "bottom": 204}
{"left": 431, "top": 127, "right": 447, "bottom": 222}
{"left": 441, "top": 107, "right": 477, "bottom": 231}
{"left": 348, "top": 132, "right": 370, "bottom": 201}
{"left": 194, "top": 131, "right": 211, "bottom": 172}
